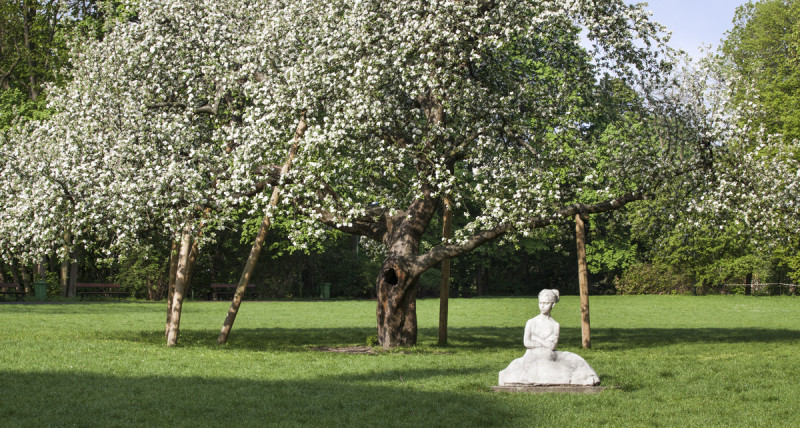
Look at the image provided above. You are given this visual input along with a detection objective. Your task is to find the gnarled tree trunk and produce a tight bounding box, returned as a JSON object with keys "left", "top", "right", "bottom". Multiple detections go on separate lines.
{"left": 376, "top": 257, "right": 420, "bottom": 348}
{"left": 373, "top": 195, "right": 437, "bottom": 349}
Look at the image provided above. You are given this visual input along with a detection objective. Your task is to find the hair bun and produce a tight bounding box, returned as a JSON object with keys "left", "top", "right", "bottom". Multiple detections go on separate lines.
{"left": 538, "top": 288, "right": 560, "bottom": 303}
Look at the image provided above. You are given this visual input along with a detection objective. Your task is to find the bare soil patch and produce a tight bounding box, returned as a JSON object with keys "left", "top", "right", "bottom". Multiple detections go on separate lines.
{"left": 311, "top": 346, "right": 376, "bottom": 354}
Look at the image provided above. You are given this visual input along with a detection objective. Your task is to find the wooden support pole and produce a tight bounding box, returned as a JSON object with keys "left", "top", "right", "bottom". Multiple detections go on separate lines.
{"left": 438, "top": 196, "right": 453, "bottom": 345}
{"left": 218, "top": 112, "right": 306, "bottom": 345}
{"left": 575, "top": 213, "right": 591, "bottom": 349}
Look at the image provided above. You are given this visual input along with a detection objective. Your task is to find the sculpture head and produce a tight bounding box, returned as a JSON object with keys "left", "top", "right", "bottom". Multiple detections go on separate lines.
{"left": 538, "top": 289, "right": 560, "bottom": 316}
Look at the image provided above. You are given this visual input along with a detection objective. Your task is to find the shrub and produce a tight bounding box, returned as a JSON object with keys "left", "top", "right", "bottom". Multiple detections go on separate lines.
{"left": 615, "top": 263, "right": 692, "bottom": 295}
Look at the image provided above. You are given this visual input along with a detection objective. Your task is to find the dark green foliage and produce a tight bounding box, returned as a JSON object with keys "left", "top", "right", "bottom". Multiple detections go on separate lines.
{"left": 115, "top": 245, "right": 170, "bottom": 300}
{"left": 722, "top": 0, "right": 800, "bottom": 143}
{"left": 614, "top": 263, "right": 692, "bottom": 295}
{"left": 189, "top": 220, "right": 376, "bottom": 300}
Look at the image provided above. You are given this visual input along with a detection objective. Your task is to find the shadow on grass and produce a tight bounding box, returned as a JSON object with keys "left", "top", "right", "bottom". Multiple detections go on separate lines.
{"left": 108, "top": 325, "right": 800, "bottom": 352}
{"left": 0, "top": 369, "right": 522, "bottom": 427}
{"left": 588, "top": 327, "right": 800, "bottom": 351}
{"left": 427, "top": 327, "right": 800, "bottom": 350}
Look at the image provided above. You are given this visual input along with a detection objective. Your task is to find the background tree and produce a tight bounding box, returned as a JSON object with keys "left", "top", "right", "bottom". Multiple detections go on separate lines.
{"left": 722, "top": 0, "right": 800, "bottom": 144}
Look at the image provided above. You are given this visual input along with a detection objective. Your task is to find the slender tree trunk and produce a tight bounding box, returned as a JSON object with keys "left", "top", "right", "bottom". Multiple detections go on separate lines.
{"left": 37, "top": 258, "right": 46, "bottom": 281}
{"left": 745, "top": 272, "right": 753, "bottom": 296}
{"left": 10, "top": 259, "right": 22, "bottom": 290}
{"left": 60, "top": 259, "right": 69, "bottom": 297}
{"left": 22, "top": 4, "right": 37, "bottom": 101}
{"left": 0, "top": 258, "right": 6, "bottom": 283}
{"left": 475, "top": 264, "right": 489, "bottom": 296}
{"left": 60, "top": 233, "right": 71, "bottom": 297}
{"left": 218, "top": 113, "right": 306, "bottom": 345}
{"left": 165, "top": 240, "right": 179, "bottom": 338}
{"left": 19, "top": 264, "right": 31, "bottom": 293}
{"left": 575, "top": 214, "right": 591, "bottom": 349}
{"left": 438, "top": 197, "right": 453, "bottom": 345}
{"left": 167, "top": 230, "right": 194, "bottom": 346}
{"left": 184, "top": 239, "right": 199, "bottom": 298}
{"left": 68, "top": 255, "right": 78, "bottom": 298}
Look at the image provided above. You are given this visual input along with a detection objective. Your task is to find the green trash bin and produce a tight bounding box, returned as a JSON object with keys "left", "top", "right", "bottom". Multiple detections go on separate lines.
{"left": 320, "top": 283, "right": 331, "bottom": 300}
{"left": 34, "top": 280, "right": 48, "bottom": 302}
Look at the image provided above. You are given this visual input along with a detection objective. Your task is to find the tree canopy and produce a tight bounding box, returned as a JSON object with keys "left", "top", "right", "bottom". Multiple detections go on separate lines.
{"left": 722, "top": 0, "right": 800, "bottom": 143}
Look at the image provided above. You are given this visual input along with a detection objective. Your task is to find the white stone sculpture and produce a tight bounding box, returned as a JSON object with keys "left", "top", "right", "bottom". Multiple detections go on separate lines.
{"left": 498, "top": 289, "right": 600, "bottom": 386}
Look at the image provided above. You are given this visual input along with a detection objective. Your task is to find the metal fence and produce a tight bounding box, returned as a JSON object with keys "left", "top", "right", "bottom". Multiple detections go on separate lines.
{"left": 721, "top": 283, "right": 799, "bottom": 296}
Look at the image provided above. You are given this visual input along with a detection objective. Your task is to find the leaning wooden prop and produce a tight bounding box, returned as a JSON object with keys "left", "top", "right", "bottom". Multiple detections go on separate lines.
{"left": 496, "top": 289, "right": 601, "bottom": 392}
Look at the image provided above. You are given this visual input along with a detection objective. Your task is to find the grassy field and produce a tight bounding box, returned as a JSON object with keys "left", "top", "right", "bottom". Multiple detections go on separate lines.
{"left": 1, "top": 295, "right": 799, "bottom": 427}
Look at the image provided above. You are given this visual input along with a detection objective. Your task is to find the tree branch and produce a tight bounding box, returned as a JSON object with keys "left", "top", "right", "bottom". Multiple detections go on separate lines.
{"left": 313, "top": 205, "right": 388, "bottom": 242}
{"left": 415, "top": 192, "right": 647, "bottom": 272}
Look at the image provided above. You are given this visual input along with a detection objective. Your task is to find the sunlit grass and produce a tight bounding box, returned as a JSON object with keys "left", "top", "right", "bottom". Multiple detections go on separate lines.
{"left": 1, "top": 296, "right": 799, "bottom": 426}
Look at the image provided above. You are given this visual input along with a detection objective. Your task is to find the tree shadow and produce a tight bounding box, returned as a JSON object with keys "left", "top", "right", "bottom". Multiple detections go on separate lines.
{"left": 0, "top": 369, "right": 525, "bottom": 427}
{"left": 586, "top": 327, "right": 800, "bottom": 351}
{"left": 110, "top": 325, "right": 800, "bottom": 353}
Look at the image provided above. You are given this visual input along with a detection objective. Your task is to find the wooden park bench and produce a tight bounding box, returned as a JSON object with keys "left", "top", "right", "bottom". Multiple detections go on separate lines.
{"left": 76, "top": 283, "right": 128, "bottom": 300}
{"left": 0, "top": 283, "right": 26, "bottom": 300}
{"left": 209, "top": 283, "right": 257, "bottom": 301}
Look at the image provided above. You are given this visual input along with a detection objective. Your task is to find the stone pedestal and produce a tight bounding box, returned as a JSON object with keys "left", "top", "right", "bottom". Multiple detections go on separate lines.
{"left": 492, "top": 385, "right": 611, "bottom": 394}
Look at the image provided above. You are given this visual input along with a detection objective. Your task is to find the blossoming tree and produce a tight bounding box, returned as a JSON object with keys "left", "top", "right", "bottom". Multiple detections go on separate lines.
{"left": 229, "top": 0, "right": 707, "bottom": 347}
{"left": 1, "top": 0, "right": 258, "bottom": 345}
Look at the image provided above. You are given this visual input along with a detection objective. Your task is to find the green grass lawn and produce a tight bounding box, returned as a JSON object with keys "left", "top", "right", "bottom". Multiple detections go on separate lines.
{"left": 1, "top": 295, "right": 799, "bottom": 427}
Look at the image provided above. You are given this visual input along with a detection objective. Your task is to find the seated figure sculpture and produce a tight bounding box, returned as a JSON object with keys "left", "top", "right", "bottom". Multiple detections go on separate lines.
{"left": 498, "top": 289, "right": 600, "bottom": 386}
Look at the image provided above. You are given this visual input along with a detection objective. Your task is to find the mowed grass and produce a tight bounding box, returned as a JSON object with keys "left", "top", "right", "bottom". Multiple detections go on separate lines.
{"left": 1, "top": 295, "right": 799, "bottom": 427}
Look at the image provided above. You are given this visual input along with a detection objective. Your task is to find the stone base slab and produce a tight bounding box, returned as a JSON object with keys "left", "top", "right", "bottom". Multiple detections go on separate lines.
{"left": 492, "top": 385, "right": 613, "bottom": 394}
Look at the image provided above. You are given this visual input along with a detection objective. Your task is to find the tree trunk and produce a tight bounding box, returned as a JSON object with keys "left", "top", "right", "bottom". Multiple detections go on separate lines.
{"left": 165, "top": 240, "right": 179, "bottom": 338}
{"left": 376, "top": 259, "right": 419, "bottom": 348}
{"left": 37, "top": 258, "right": 47, "bottom": 281}
{"left": 0, "top": 258, "right": 6, "bottom": 283}
{"left": 217, "top": 113, "right": 306, "bottom": 345}
{"left": 68, "top": 255, "right": 78, "bottom": 298}
{"left": 745, "top": 272, "right": 753, "bottom": 296}
{"left": 10, "top": 259, "right": 21, "bottom": 289}
{"left": 373, "top": 193, "right": 437, "bottom": 348}
{"left": 438, "top": 197, "right": 453, "bottom": 345}
{"left": 60, "top": 259, "right": 69, "bottom": 297}
{"left": 22, "top": 3, "right": 37, "bottom": 101}
{"left": 184, "top": 239, "right": 199, "bottom": 298}
{"left": 60, "top": 233, "right": 71, "bottom": 297}
{"left": 166, "top": 230, "right": 194, "bottom": 346}
{"left": 475, "top": 264, "right": 489, "bottom": 296}
{"left": 19, "top": 263, "right": 31, "bottom": 293}
{"left": 575, "top": 214, "right": 591, "bottom": 349}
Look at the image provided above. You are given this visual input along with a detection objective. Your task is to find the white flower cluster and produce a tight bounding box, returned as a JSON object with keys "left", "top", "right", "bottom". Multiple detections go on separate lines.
{"left": 637, "top": 51, "right": 799, "bottom": 249}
